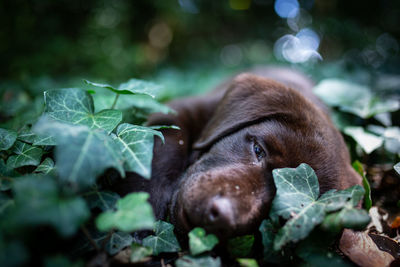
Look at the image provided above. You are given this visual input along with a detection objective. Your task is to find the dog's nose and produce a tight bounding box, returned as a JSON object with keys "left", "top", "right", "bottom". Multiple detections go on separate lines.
{"left": 207, "top": 197, "right": 235, "bottom": 228}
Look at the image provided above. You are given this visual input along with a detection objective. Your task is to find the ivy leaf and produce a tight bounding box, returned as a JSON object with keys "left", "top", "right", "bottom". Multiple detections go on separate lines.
{"left": 130, "top": 243, "right": 153, "bottom": 263}
{"left": 0, "top": 159, "right": 19, "bottom": 191}
{"left": 112, "top": 123, "right": 164, "bottom": 179}
{"left": 269, "top": 163, "right": 368, "bottom": 250}
{"left": 6, "top": 141, "right": 43, "bottom": 168}
{"left": 33, "top": 135, "right": 57, "bottom": 146}
{"left": 352, "top": 161, "right": 372, "bottom": 210}
{"left": 296, "top": 229, "right": 353, "bottom": 267}
{"left": 395, "top": 162, "right": 400, "bottom": 175}
{"left": 33, "top": 116, "right": 125, "bottom": 188}
{"left": 44, "top": 88, "right": 122, "bottom": 134}
{"left": 313, "top": 79, "right": 399, "bottom": 118}
{"left": 142, "top": 221, "right": 181, "bottom": 255}
{"left": 105, "top": 232, "right": 133, "bottom": 255}
{"left": 96, "top": 192, "right": 154, "bottom": 232}
{"left": 91, "top": 89, "right": 174, "bottom": 114}
{"left": 149, "top": 125, "right": 180, "bottom": 130}
{"left": 84, "top": 79, "right": 161, "bottom": 98}
{"left": 84, "top": 190, "right": 120, "bottom": 212}
{"left": 321, "top": 208, "right": 370, "bottom": 232}
{"left": 270, "top": 164, "right": 328, "bottom": 250}
{"left": 175, "top": 255, "right": 221, "bottom": 267}
{"left": 17, "top": 127, "right": 56, "bottom": 146}
{"left": 34, "top": 158, "right": 55, "bottom": 175}
{"left": 17, "top": 127, "right": 37, "bottom": 143}
{"left": 9, "top": 175, "right": 90, "bottom": 237}
{"left": 0, "top": 128, "right": 17, "bottom": 151}
{"left": 71, "top": 228, "right": 132, "bottom": 256}
{"left": 259, "top": 220, "right": 278, "bottom": 261}
{"left": 318, "top": 185, "right": 365, "bottom": 212}
{"left": 227, "top": 235, "right": 254, "bottom": 258}
{"left": 344, "top": 126, "right": 384, "bottom": 154}
{"left": 188, "top": 227, "right": 219, "bottom": 256}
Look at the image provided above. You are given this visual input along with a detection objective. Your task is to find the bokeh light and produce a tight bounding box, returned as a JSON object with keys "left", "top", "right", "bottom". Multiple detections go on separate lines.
{"left": 274, "top": 28, "right": 322, "bottom": 63}
{"left": 274, "top": 0, "right": 300, "bottom": 18}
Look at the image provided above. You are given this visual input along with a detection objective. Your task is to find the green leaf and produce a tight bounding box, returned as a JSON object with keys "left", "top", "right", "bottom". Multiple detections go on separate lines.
{"left": 84, "top": 190, "right": 120, "bottom": 212}
{"left": 33, "top": 117, "right": 125, "bottom": 188}
{"left": 318, "top": 185, "right": 365, "bottom": 212}
{"left": 313, "top": 79, "right": 399, "bottom": 118}
{"left": 33, "top": 134, "right": 57, "bottom": 146}
{"left": 269, "top": 164, "right": 369, "bottom": 250}
{"left": 0, "top": 159, "right": 18, "bottom": 191}
{"left": 227, "top": 235, "right": 254, "bottom": 258}
{"left": 85, "top": 78, "right": 162, "bottom": 98}
{"left": 142, "top": 220, "right": 181, "bottom": 255}
{"left": 270, "top": 164, "right": 325, "bottom": 250}
{"left": 0, "top": 128, "right": 17, "bottom": 151}
{"left": 91, "top": 89, "right": 174, "bottom": 114}
{"left": 18, "top": 127, "right": 56, "bottom": 146}
{"left": 382, "top": 126, "right": 400, "bottom": 155}
{"left": 259, "top": 220, "right": 278, "bottom": 261}
{"left": 112, "top": 123, "right": 164, "bottom": 178}
{"left": 188, "top": 227, "right": 219, "bottom": 256}
{"left": 6, "top": 141, "right": 43, "bottom": 168}
{"left": 321, "top": 208, "right": 370, "bottom": 232}
{"left": 106, "top": 231, "right": 133, "bottom": 255}
{"left": 17, "top": 127, "right": 37, "bottom": 143}
{"left": 175, "top": 255, "right": 221, "bottom": 267}
{"left": 44, "top": 88, "right": 122, "bottom": 134}
{"left": 10, "top": 175, "right": 90, "bottom": 237}
{"left": 344, "top": 126, "right": 384, "bottom": 154}
{"left": 96, "top": 192, "right": 154, "bottom": 232}
{"left": 130, "top": 243, "right": 153, "bottom": 263}
{"left": 34, "top": 158, "right": 55, "bottom": 175}
{"left": 71, "top": 228, "right": 130, "bottom": 256}
{"left": 237, "top": 258, "right": 259, "bottom": 267}
{"left": 395, "top": 162, "right": 400, "bottom": 175}
{"left": 296, "top": 229, "right": 353, "bottom": 267}
{"left": 352, "top": 161, "right": 372, "bottom": 210}
{"left": 149, "top": 125, "right": 180, "bottom": 130}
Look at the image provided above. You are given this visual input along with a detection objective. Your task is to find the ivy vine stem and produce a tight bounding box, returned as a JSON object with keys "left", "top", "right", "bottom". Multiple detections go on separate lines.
{"left": 81, "top": 225, "right": 100, "bottom": 252}
{"left": 111, "top": 94, "right": 120, "bottom": 109}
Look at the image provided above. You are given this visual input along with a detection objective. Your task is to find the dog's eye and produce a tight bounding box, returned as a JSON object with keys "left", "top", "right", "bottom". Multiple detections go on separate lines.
{"left": 253, "top": 141, "right": 266, "bottom": 160}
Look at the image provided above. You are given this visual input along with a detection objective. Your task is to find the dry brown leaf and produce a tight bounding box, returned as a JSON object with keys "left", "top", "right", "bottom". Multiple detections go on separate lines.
{"left": 339, "top": 229, "right": 395, "bottom": 267}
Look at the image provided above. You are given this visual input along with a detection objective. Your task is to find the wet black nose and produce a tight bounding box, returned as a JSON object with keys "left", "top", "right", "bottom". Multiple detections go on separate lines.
{"left": 206, "top": 197, "right": 235, "bottom": 229}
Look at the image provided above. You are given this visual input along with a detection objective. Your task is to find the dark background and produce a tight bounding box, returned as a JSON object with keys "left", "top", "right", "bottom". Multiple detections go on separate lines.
{"left": 1, "top": 0, "right": 399, "bottom": 90}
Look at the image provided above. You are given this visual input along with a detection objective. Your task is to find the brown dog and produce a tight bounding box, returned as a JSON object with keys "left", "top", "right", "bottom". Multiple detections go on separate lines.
{"left": 113, "top": 67, "right": 361, "bottom": 240}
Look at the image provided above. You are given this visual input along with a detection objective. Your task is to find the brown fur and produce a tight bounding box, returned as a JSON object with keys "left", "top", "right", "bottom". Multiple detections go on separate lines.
{"left": 112, "top": 67, "right": 361, "bottom": 240}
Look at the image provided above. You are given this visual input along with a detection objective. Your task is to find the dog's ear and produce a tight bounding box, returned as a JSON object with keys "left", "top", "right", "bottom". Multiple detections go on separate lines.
{"left": 193, "top": 73, "right": 314, "bottom": 150}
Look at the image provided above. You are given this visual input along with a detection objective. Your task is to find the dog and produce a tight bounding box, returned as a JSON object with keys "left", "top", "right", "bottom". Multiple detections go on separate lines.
{"left": 113, "top": 66, "right": 361, "bottom": 241}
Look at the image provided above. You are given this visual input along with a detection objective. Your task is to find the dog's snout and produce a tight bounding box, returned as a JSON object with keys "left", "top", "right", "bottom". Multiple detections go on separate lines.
{"left": 208, "top": 197, "right": 234, "bottom": 226}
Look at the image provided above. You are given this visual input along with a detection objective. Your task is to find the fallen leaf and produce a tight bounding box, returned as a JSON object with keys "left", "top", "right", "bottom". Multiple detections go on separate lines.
{"left": 339, "top": 229, "right": 394, "bottom": 267}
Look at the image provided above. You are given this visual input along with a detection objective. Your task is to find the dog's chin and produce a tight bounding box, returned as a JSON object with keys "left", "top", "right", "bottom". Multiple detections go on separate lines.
{"left": 169, "top": 190, "right": 192, "bottom": 242}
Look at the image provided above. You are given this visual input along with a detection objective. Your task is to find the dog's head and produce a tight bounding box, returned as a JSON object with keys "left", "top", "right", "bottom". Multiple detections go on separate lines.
{"left": 170, "top": 73, "right": 360, "bottom": 240}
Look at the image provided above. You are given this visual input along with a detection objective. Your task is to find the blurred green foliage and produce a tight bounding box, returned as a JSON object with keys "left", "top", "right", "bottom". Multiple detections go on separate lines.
{"left": 1, "top": 0, "right": 400, "bottom": 85}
